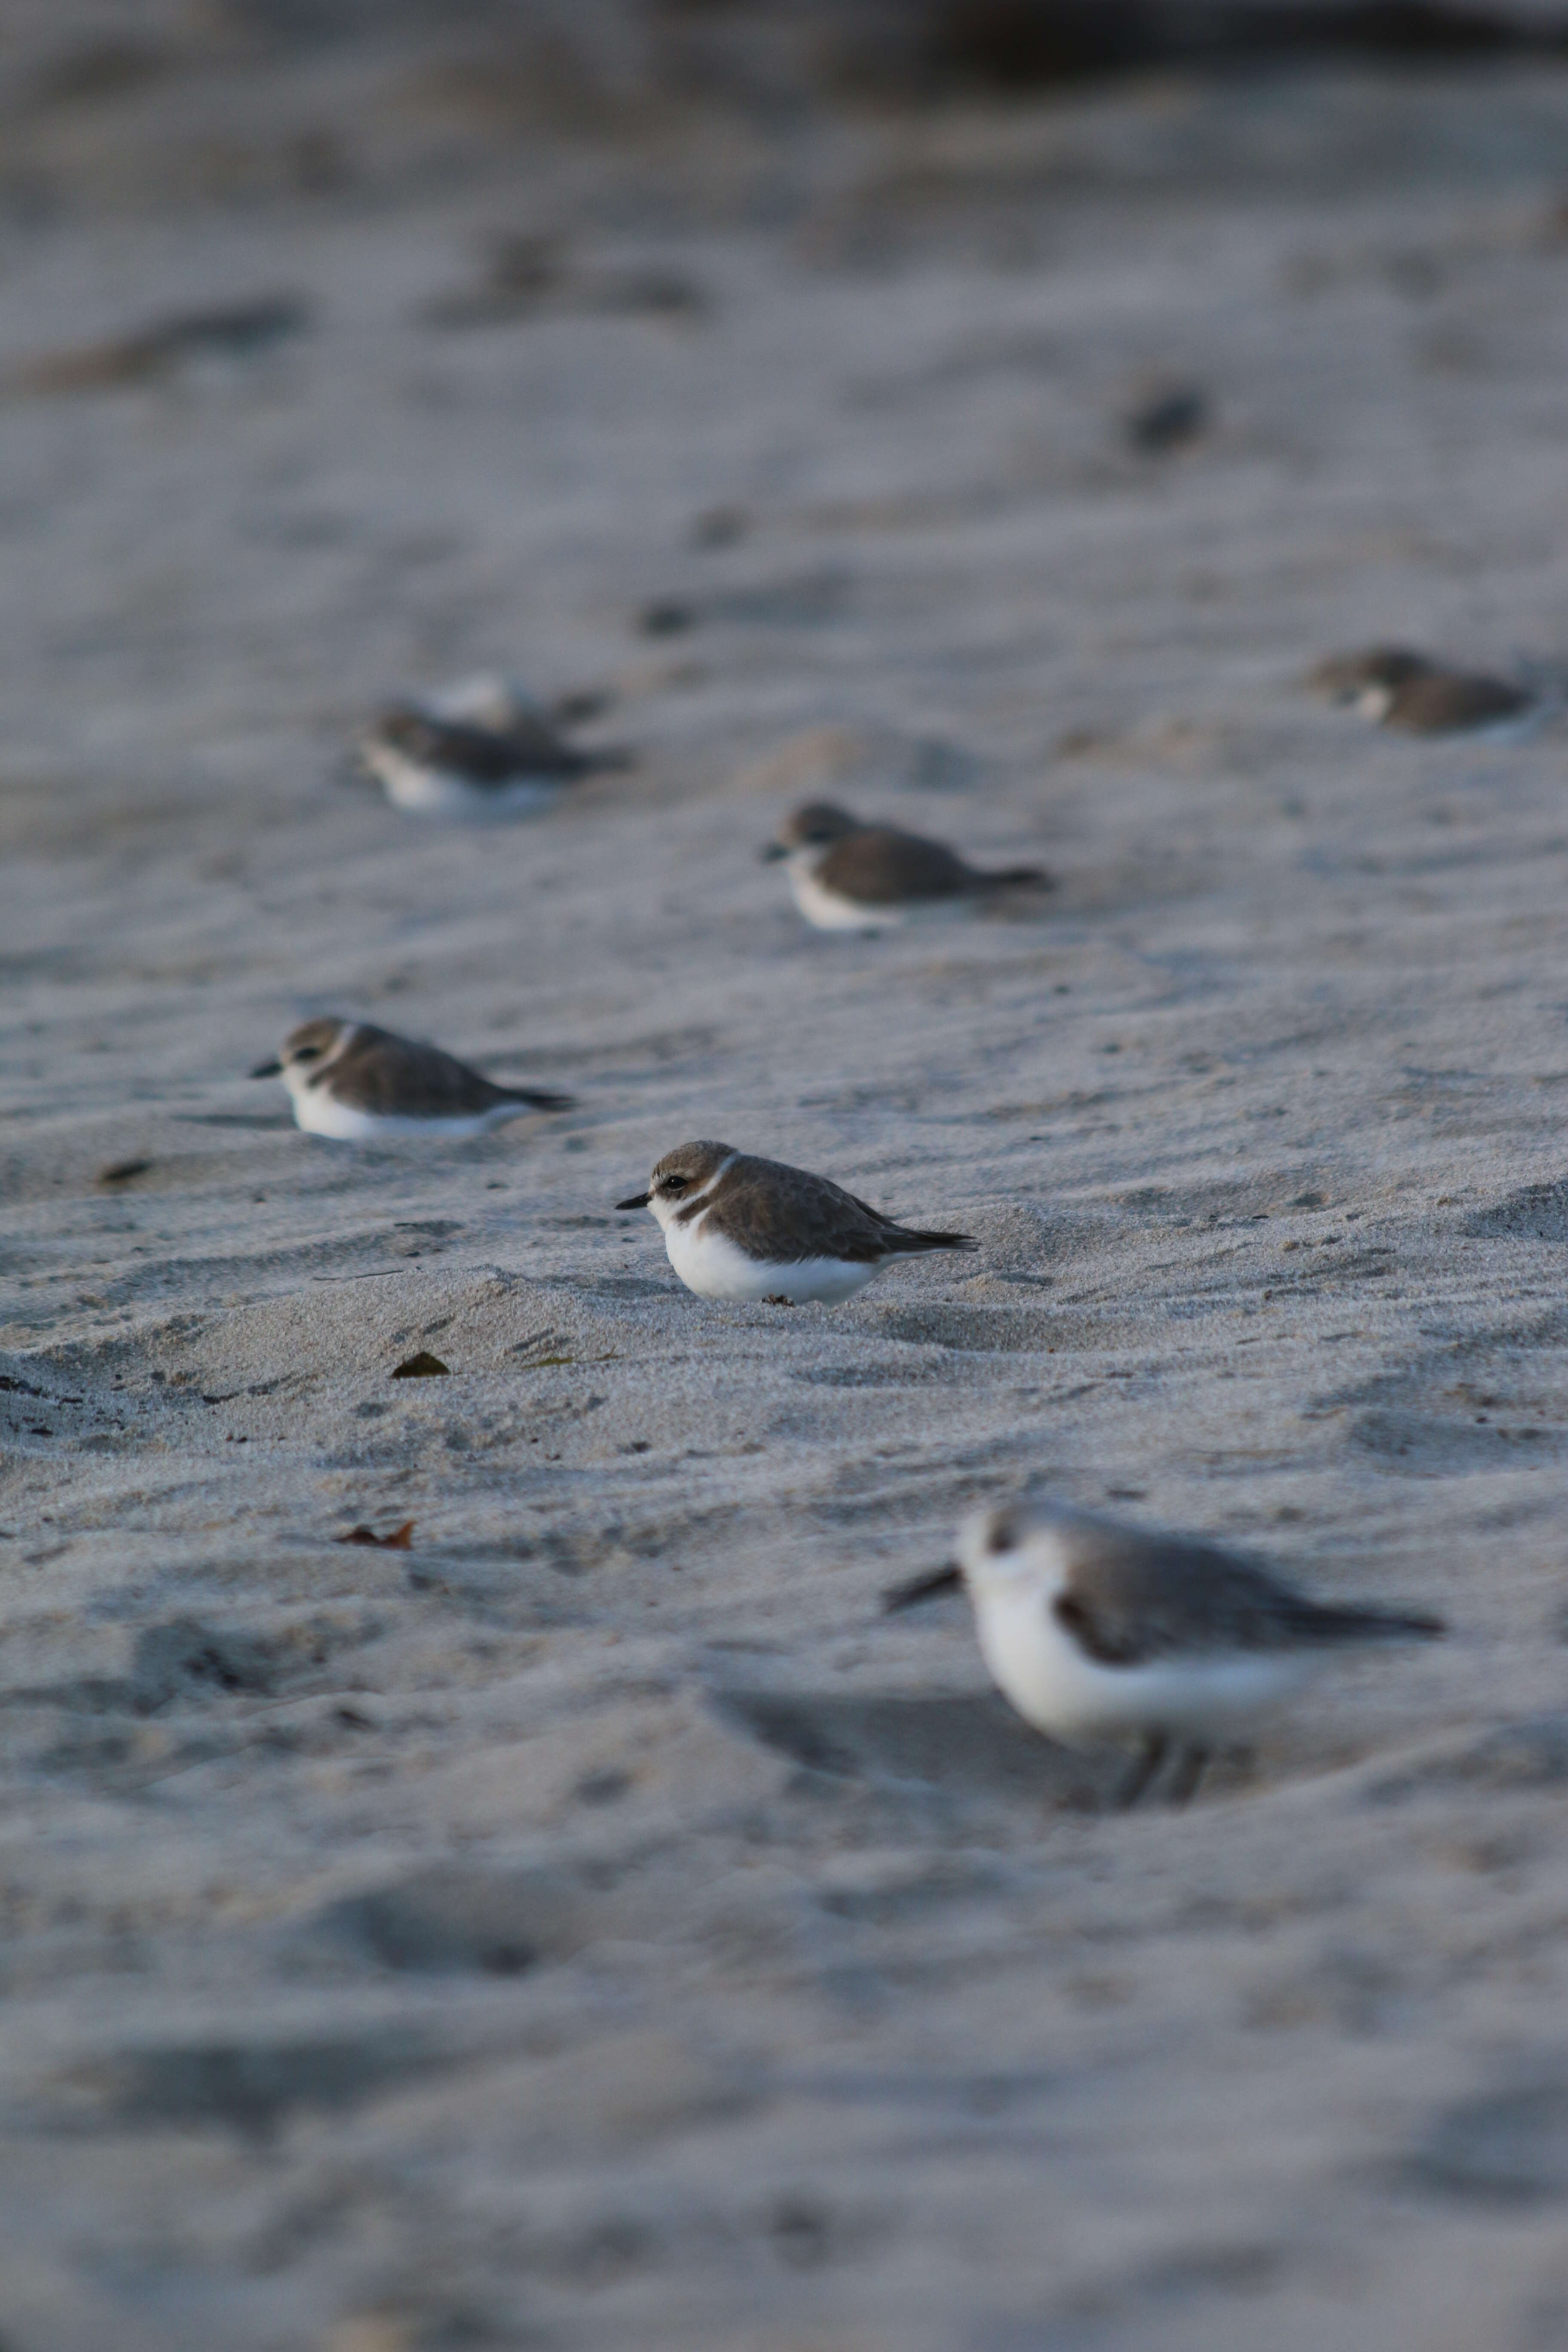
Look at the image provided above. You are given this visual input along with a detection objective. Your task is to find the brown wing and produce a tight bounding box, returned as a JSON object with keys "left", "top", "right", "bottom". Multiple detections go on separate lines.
{"left": 817, "top": 828, "right": 973, "bottom": 905}
{"left": 315, "top": 1025, "right": 555, "bottom": 1117}
{"left": 1384, "top": 671, "right": 1529, "bottom": 734}
{"left": 1050, "top": 1514, "right": 1442, "bottom": 1665}
{"left": 375, "top": 707, "right": 586, "bottom": 784}
{"left": 694, "top": 1155, "right": 971, "bottom": 1265}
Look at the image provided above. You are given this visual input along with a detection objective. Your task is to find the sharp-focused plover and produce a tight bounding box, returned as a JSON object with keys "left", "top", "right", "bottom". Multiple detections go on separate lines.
{"left": 358, "top": 675, "right": 592, "bottom": 815}
{"left": 251, "top": 1018, "right": 573, "bottom": 1141}
{"left": 616, "top": 1141, "right": 977, "bottom": 1303}
{"left": 762, "top": 802, "right": 1052, "bottom": 932}
{"left": 888, "top": 1497, "right": 1444, "bottom": 1804}
{"left": 1309, "top": 646, "right": 1535, "bottom": 737}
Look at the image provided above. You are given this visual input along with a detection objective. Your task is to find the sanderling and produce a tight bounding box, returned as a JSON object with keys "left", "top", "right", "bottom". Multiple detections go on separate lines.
{"left": 762, "top": 802, "right": 1052, "bottom": 932}
{"left": 616, "top": 1141, "right": 976, "bottom": 1303}
{"left": 358, "top": 674, "right": 593, "bottom": 815}
{"left": 251, "top": 1017, "right": 573, "bottom": 1141}
{"left": 887, "top": 1496, "right": 1444, "bottom": 1804}
{"left": 1308, "top": 646, "right": 1536, "bottom": 737}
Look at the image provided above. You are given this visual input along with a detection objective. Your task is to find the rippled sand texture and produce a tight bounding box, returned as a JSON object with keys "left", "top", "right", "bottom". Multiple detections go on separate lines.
{"left": 7, "top": 12, "right": 1568, "bottom": 2349}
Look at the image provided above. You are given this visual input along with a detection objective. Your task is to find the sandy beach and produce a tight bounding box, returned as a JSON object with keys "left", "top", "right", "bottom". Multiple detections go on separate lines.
{"left": 7, "top": 9, "right": 1568, "bottom": 2346}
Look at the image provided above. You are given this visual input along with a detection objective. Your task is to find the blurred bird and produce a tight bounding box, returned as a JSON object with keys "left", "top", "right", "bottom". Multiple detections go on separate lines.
{"left": 251, "top": 1018, "right": 573, "bottom": 1140}
{"left": 1308, "top": 646, "right": 1536, "bottom": 737}
{"left": 358, "top": 674, "right": 599, "bottom": 815}
{"left": 886, "top": 1496, "right": 1444, "bottom": 1805}
{"left": 762, "top": 802, "right": 1051, "bottom": 932}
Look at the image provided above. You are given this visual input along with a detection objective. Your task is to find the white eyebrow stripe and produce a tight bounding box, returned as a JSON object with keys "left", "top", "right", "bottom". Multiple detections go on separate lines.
{"left": 673, "top": 1151, "right": 740, "bottom": 1223}
{"left": 305, "top": 1024, "right": 359, "bottom": 1088}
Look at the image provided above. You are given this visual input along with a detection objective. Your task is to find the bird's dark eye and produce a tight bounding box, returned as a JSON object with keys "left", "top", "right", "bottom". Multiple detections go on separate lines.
{"left": 293, "top": 1046, "right": 322, "bottom": 1062}
{"left": 659, "top": 1173, "right": 687, "bottom": 1194}
{"left": 984, "top": 1513, "right": 1015, "bottom": 1556}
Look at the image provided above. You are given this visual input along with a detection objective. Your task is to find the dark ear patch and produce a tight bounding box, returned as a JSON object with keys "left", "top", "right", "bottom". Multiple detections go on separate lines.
{"left": 1053, "top": 1591, "right": 1089, "bottom": 1635}
{"left": 1053, "top": 1589, "right": 1130, "bottom": 1667}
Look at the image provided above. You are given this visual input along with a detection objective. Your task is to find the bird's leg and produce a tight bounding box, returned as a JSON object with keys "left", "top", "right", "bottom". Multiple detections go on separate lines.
{"left": 1167, "top": 1746, "right": 1210, "bottom": 1807}
{"left": 1115, "top": 1732, "right": 1168, "bottom": 1809}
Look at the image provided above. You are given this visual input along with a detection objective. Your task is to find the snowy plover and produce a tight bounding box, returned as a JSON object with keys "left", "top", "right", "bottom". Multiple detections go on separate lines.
{"left": 888, "top": 1497, "right": 1444, "bottom": 1804}
{"left": 251, "top": 1018, "right": 573, "bottom": 1141}
{"left": 1309, "top": 646, "right": 1535, "bottom": 737}
{"left": 762, "top": 802, "right": 1052, "bottom": 933}
{"left": 358, "top": 675, "right": 592, "bottom": 815}
{"left": 616, "top": 1141, "right": 977, "bottom": 1303}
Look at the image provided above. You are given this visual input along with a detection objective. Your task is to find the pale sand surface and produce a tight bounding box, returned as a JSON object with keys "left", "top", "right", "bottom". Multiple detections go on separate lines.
{"left": 9, "top": 18, "right": 1568, "bottom": 2349}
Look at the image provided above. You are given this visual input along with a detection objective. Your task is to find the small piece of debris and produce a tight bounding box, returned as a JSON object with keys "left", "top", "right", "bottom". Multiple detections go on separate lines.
{"left": 392, "top": 1352, "right": 450, "bottom": 1379}
{"left": 1123, "top": 381, "right": 1209, "bottom": 454}
{"left": 334, "top": 1521, "right": 415, "bottom": 1550}
{"left": 639, "top": 599, "right": 696, "bottom": 637}
{"left": 97, "top": 1158, "right": 151, "bottom": 1187}
{"left": 690, "top": 504, "right": 749, "bottom": 550}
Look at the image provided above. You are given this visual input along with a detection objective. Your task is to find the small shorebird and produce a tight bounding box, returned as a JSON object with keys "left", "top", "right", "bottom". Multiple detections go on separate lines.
{"left": 762, "top": 802, "right": 1052, "bottom": 932}
{"left": 1308, "top": 646, "right": 1535, "bottom": 737}
{"left": 358, "top": 674, "right": 594, "bottom": 815}
{"left": 886, "top": 1497, "right": 1444, "bottom": 1804}
{"left": 251, "top": 1018, "right": 573, "bottom": 1141}
{"left": 616, "top": 1141, "right": 976, "bottom": 1303}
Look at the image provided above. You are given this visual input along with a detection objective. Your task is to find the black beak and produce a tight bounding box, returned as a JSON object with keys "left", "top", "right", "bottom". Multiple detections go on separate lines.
{"left": 616, "top": 1191, "right": 651, "bottom": 1211}
{"left": 759, "top": 842, "right": 788, "bottom": 863}
{"left": 250, "top": 1059, "right": 282, "bottom": 1079}
{"left": 881, "top": 1562, "right": 963, "bottom": 1614}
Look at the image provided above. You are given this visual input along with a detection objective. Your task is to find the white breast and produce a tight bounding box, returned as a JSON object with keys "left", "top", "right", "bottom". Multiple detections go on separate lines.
{"left": 973, "top": 1578, "right": 1307, "bottom": 1748}
{"left": 785, "top": 858, "right": 908, "bottom": 933}
{"left": 662, "top": 1215, "right": 883, "bottom": 1304}
{"left": 284, "top": 1077, "right": 519, "bottom": 1142}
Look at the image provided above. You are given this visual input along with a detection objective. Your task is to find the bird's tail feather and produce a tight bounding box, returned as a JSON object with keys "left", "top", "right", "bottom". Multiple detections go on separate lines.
{"left": 1295, "top": 1601, "right": 1445, "bottom": 1645}
{"left": 975, "top": 864, "right": 1054, "bottom": 891}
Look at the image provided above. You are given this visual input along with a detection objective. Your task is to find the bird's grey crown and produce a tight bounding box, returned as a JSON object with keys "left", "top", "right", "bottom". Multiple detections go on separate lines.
{"left": 774, "top": 802, "right": 861, "bottom": 850}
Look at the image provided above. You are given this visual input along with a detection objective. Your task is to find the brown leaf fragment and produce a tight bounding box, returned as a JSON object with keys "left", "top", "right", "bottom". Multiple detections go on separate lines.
{"left": 391, "top": 1352, "right": 449, "bottom": 1379}
{"left": 334, "top": 1521, "right": 415, "bottom": 1550}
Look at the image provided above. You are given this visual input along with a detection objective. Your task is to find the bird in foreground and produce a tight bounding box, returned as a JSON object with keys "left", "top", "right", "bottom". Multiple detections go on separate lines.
{"left": 1308, "top": 645, "right": 1535, "bottom": 737}
{"left": 616, "top": 1141, "right": 977, "bottom": 1303}
{"left": 358, "top": 674, "right": 597, "bottom": 815}
{"left": 762, "top": 802, "right": 1052, "bottom": 933}
{"left": 885, "top": 1497, "right": 1444, "bottom": 1805}
{"left": 251, "top": 1018, "right": 573, "bottom": 1141}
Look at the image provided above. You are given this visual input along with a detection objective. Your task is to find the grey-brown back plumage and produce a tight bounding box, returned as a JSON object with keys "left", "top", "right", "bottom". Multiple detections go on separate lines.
{"left": 1038, "top": 1504, "right": 1444, "bottom": 1666}
{"left": 677, "top": 1148, "right": 975, "bottom": 1266}
{"left": 1307, "top": 645, "right": 1430, "bottom": 698}
{"left": 1381, "top": 669, "right": 1531, "bottom": 734}
{"left": 369, "top": 704, "right": 588, "bottom": 786}
{"left": 300, "top": 1022, "right": 572, "bottom": 1116}
{"left": 818, "top": 828, "right": 1031, "bottom": 906}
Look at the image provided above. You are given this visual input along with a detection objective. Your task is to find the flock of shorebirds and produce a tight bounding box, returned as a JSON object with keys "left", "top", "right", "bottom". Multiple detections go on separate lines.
{"left": 243, "top": 640, "right": 1537, "bottom": 1803}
